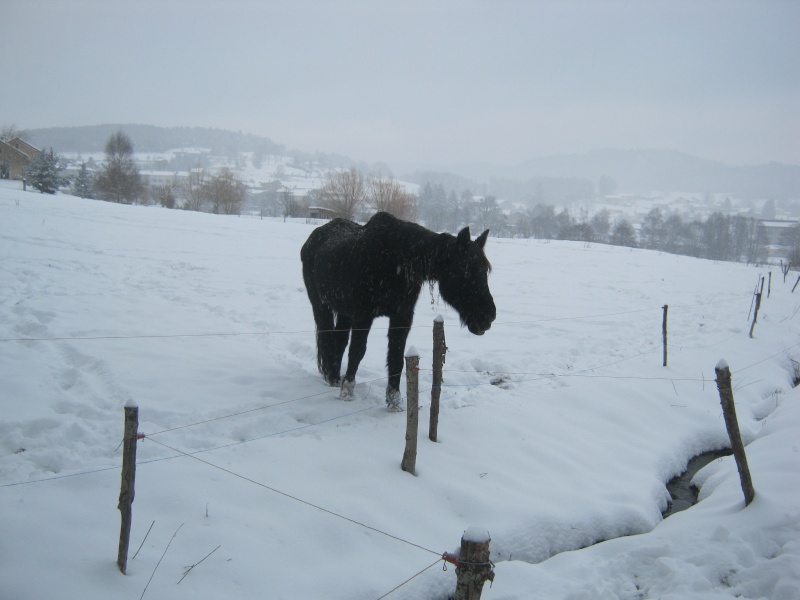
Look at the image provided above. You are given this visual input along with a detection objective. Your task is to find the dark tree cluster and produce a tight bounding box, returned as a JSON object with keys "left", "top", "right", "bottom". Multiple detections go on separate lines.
{"left": 94, "top": 131, "right": 143, "bottom": 204}
{"left": 415, "top": 182, "right": 506, "bottom": 235}
{"left": 638, "top": 208, "right": 768, "bottom": 263}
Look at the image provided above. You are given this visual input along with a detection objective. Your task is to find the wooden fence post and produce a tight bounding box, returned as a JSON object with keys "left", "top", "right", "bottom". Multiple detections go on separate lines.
{"left": 118, "top": 403, "right": 140, "bottom": 574}
{"left": 443, "top": 527, "right": 495, "bottom": 600}
{"left": 662, "top": 304, "right": 668, "bottom": 367}
{"left": 401, "top": 351, "right": 420, "bottom": 475}
{"left": 714, "top": 361, "right": 756, "bottom": 506}
{"left": 768, "top": 271, "right": 772, "bottom": 297}
{"left": 430, "top": 317, "right": 446, "bottom": 442}
{"left": 749, "top": 292, "right": 762, "bottom": 338}
{"left": 793, "top": 275, "right": 800, "bottom": 293}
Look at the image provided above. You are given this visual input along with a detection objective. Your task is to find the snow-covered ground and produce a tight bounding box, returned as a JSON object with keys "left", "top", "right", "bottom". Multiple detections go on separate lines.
{"left": 1, "top": 180, "right": 798, "bottom": 599}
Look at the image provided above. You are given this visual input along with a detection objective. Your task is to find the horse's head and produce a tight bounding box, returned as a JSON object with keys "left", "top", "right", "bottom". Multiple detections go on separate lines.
{"left": 438, "top": 227, "right": 496, "bottom": 335}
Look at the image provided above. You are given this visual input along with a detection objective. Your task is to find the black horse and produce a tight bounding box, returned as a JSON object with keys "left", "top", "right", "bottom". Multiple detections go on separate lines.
{"left": 300, "top": 212, "right": 496, "bottom": 409}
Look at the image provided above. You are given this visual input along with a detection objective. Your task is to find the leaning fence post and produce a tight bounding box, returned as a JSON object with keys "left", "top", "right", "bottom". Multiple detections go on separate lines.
{"left": 401, "top": 350, "right": 420, "bottom": 475}
{"left": 443, "top": 527, "right": 495, "bottom": 600}
{"left": 749, "top": 292, "right": 762, "bottom": 338}
{"left": 118, "top": 402, "right": 140, "bottom": 574}
{"left": 714, "top": 361, "right": 756, "bottom": 506}
{"left": 662, "top": 304, "right": 668, "bottom": 367}
{"left": 430, "top": 317, "right": 446, "bottom": 442}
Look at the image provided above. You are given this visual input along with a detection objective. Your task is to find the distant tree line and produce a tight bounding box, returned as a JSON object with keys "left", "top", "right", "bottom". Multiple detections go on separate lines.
{"left": 28, "top": 124, "right": 286, "bottom": 156}
{"left": 403, "top": 172, "right": 779, "bottom": 266}
{"left": 402, "top": 174, "right": 779, "bottom": 266}
{"left": 514, "top": 204, "right": 773, "bottom": 265}
{"left": 15, "top": 125, "right": 792, "bottom": 268}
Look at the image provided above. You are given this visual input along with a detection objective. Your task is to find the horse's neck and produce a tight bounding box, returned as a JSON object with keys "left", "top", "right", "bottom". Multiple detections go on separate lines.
{"left": 407, "top": 231, "right": 447, "bottom": 283}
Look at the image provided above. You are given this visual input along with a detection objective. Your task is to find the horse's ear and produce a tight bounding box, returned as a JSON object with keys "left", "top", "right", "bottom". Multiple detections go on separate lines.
{"left": 476, "top": 230, "right": 489, "bottom": 249}
{"left": 457, "top": 227, "right": 471, "bottom": 247}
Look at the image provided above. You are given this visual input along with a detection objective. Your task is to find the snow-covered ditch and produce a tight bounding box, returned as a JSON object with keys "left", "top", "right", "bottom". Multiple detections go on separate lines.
{"left": 1, "top": 181, "right": 798, "bottom": 599}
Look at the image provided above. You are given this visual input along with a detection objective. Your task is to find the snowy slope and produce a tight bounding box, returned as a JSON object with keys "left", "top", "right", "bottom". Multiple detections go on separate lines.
{"left": 1, "top": 180, "right": 798, "bottom": 599}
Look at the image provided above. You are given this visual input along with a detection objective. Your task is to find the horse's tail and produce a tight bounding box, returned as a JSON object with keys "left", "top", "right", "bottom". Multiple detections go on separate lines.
{"left": 311, "top": 303, "right": 344, "bottom": 386}
{"left": 301, "top": 240, "right": 340, "bottom": 385}
{"left": 313, "top": 307, "right": 334, "bottom": 377}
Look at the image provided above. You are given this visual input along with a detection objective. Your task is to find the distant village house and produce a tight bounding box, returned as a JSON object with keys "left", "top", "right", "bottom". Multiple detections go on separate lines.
{"left": 0, "top": 137, "right": 40, "bottom": 180}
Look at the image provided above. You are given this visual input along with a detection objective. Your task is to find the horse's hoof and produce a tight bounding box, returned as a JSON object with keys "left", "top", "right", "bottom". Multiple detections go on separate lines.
{"left": 340, "top": 379, "right": 355, "bottom": 400}
{"left": 386, "top": 388, "right": 404, "bottom": 412}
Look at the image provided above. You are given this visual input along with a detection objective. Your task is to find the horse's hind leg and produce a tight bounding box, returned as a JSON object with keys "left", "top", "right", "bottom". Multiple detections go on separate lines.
{"left": 331, "top": 313, "right": 352, "bottom": 387}
{"left": 341, "top": 317, "right": 373, "bottom": 399}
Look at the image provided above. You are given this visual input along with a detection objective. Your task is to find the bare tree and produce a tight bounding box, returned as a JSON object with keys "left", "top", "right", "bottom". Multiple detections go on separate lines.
{"left": 366, "top": 176, "right": 416, "bottom": 221}
{"left": 0, "top": 124, "right": 29, "bottom": 142}
{"left": 281, "top": 188, "right": 297, "bottom": 220}
{"left": 319, "top": 167, "right": 366, "bottom": 220}
{"left": 181, "top": 169, "right": 209, "bottom": 211}
{"left": 151, "top": 176, "right": 182, "bottom": 209}
{"left": 476, "top": 195, "right": 502, "bottom": 232}
{"left": 205, "top": 168, "right": 246, "bottom": 215}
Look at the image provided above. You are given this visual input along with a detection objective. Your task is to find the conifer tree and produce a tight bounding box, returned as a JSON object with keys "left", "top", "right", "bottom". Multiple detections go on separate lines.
{"left": 25, "top": 148, "right": 63, "bottom": 194}
{"left": 71, "top": 162, "right": 93, "bottom": 198}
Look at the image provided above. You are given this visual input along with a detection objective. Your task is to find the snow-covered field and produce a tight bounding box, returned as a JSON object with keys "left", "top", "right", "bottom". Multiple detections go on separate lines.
{"left": 1, "top": 180, "right": 799, "bottom": 599}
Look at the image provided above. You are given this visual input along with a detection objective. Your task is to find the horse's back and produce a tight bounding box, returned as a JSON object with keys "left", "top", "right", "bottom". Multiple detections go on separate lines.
{"left": 301, "top": 218, "right": 360, "bottom": 259}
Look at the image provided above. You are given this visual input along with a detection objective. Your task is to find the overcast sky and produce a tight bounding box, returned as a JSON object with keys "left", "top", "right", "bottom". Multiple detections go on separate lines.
{"left": 2, "top": 0, "right": 798, "bottom": 169}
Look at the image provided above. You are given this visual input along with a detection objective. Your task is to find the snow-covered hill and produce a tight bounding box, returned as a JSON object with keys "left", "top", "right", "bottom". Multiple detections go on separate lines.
{"left": 1, "top": 180, "right": 798, "bottom": 599}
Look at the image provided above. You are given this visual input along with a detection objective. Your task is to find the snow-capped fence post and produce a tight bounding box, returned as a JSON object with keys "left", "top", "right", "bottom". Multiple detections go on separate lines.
{"left": 429, "top": 317, "right": 446, "bottom": 442}
{"left": 749, "top": 292, "right": 762, "bottom": 338}
{"left": 443, "top": 527, "right": 495, "bottom": 600}
{"left": 714, "top": 361, "right": 756, "bottom": 506}
{"left": 401, "top": 350, "right": 420, "bottom": 475}
{"left": 118, "top": 402, "right": 140, "bottom": 574}
{"left": 662, "top": 304, "right": 669, "bottom": 367}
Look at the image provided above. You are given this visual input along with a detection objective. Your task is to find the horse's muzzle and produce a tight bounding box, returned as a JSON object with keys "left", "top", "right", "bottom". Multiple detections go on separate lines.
{"left": 468, "top": 322, "right": 491, "bottom": 336}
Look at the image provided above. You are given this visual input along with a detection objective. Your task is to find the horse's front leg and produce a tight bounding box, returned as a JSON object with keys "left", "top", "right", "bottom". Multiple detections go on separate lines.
{"left": 386, "top": 313, "right": 413, "bottom": 410}
{"left": 341, "top": 317, "right": 373, "bottom": 400}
